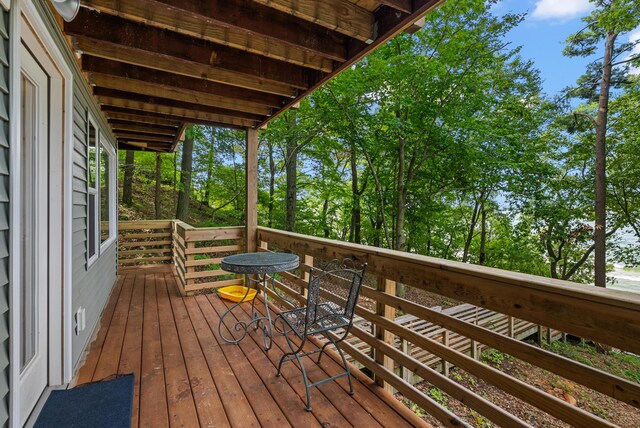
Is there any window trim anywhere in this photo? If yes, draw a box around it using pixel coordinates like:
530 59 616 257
86 115 99 268
99 137 117 252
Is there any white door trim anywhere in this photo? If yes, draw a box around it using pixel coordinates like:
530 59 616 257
9 1 74 426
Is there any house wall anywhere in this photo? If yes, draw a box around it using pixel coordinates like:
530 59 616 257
26 1 119 369
0 5 10 426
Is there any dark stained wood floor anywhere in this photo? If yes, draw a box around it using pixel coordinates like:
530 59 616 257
74 266 428 427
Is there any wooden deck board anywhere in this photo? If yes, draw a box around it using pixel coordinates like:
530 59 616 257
74 267 426 427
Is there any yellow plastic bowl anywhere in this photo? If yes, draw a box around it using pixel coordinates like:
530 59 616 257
218 286 257 303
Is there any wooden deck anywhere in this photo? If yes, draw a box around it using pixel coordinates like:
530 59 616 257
74 265 427 428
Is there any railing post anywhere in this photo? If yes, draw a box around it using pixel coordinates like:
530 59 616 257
374 277 396 393
508 315 514 338
185 237 196 295
442 330 450 376
401 339 413 383
302 254 313 298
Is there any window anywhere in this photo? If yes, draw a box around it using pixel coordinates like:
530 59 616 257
99 138 116 249
87 115 117 267
87 119 98 266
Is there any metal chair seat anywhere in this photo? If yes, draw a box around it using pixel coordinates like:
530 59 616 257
274 260 367 412
278 302 350 339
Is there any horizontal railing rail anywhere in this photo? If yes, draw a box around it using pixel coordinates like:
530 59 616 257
172 221 245 295
118 220 174 267
117 220 245 295
256 226 640 428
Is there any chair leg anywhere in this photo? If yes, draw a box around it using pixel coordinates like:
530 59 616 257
325 333 354 395
316 341 331 364
295 353 313 411
335 343 354 395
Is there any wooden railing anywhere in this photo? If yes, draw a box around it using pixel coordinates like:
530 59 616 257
172 221 245 295
256 226 640 428
118 220 174 267
118 220 245 295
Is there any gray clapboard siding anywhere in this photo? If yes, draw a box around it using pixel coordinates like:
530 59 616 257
27 1 119 370
0 6 8 427
70 88 118 367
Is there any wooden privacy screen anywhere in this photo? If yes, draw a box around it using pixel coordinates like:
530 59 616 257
118 220 245 295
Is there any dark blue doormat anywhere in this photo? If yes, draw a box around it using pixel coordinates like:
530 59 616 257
34 374 134 428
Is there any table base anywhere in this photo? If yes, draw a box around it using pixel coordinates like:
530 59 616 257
218 274 274 350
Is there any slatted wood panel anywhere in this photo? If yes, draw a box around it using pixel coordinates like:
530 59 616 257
73 266 426 427
172 221 245 295
257 227 640 428
118 220 173 267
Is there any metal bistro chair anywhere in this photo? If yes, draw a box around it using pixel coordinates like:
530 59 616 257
274 260 367 411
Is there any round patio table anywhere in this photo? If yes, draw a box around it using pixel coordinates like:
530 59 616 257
218 252 299 350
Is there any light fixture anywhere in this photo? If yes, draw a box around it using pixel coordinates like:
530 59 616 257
50 0 80 22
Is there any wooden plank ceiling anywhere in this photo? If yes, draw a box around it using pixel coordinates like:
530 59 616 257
62 0 445 152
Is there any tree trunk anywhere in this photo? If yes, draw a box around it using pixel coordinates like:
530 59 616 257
203 132 214 207
268 141 275 228
285 137 297 232
479 203 487 265
154 153 162 219
322 197 330 238
122 150 135 206
594 32 616 288
176 129 194 221
462 195 483 263
349 141 361 244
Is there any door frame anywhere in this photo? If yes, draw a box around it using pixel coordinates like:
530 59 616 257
9 0 74 425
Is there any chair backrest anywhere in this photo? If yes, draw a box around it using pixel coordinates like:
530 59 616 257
305 260 367 332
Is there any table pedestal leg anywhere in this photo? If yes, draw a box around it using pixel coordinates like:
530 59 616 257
218 274 274 350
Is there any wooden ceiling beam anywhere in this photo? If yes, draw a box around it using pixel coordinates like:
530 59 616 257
74 36 297 97
252 0 374 42
82 56 284 109
108 120 178 132
90 73 272 116
118 141 173 152
93 87 265 122
67 9 314 90
102 106 243 130
114 132 175 143
97 99 257 128
66 11 306 97
110 123 177 136
262 0 445 127
102 111 182 127
80 0 342 69
377 0 412 13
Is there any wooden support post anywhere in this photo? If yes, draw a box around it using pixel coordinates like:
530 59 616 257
245 127 258 252
401 339 413 384
508 316 515 338
537 325 543 345
374 277 396 392
302 254 313 298
184 240 196 295
442 330 450 377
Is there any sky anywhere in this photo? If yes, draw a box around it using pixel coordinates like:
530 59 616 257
490 0 639 97
492 0 596 96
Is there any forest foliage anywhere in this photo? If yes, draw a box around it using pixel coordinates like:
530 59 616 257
118 0 640 285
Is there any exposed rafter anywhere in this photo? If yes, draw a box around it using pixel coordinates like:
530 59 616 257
82 57 285 108
93 87 264 121
56 0 446 152
80 0 344 68
97 99 258 128
252 0 374 42
90 73 272 116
